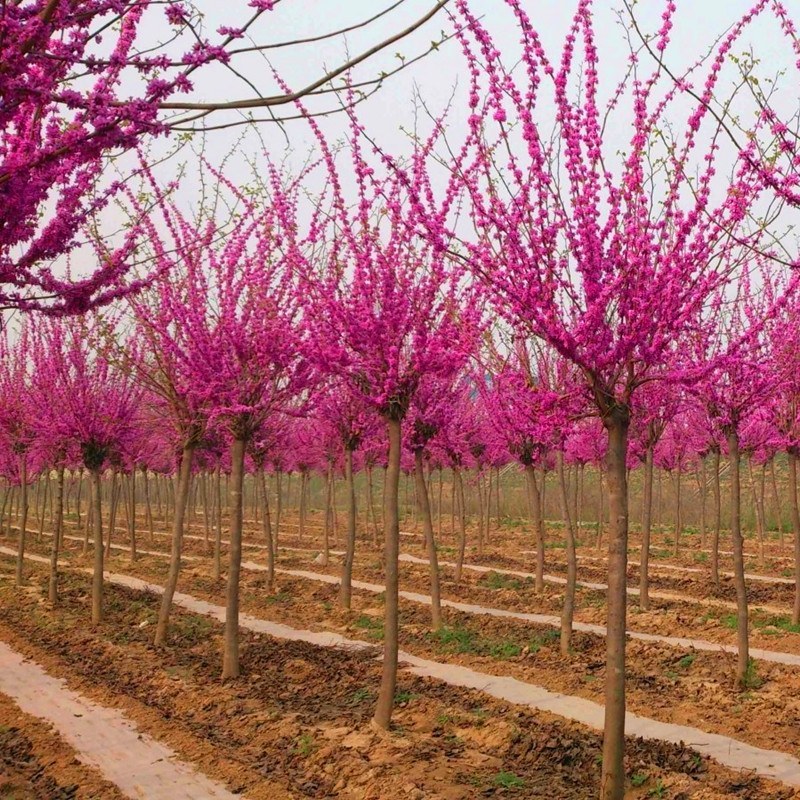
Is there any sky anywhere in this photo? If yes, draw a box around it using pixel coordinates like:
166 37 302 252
76 0 800 284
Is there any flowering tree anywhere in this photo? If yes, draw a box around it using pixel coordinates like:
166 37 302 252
379 1 794 794
301 117 480 728
34 316 141 622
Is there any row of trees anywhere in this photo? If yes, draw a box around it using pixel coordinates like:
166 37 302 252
5 2 800 799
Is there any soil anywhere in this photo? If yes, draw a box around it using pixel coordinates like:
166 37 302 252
0 556 795 799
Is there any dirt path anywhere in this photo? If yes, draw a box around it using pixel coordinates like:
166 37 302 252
0 639 241 800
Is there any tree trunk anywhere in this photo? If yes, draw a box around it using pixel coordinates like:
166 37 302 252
727 430 749 689
104 471 118 559
454 466 467 584
154 444 195 647
524 464 545 593
213 466 223 581
76 468 83 530
414 449 442 630
127 472 137 562
299 470 308 543
596 467 605 551
746 456 764 568
770 459 785 550
788 451 800 626
711 448 722 586
339 448 357 609
672 469 682 556
223 436 246 680
556 451 576 655
373 416 402 730
90 469 104 624
321 463 332 566
49 465 65 605
201 472 211 552
274 471 283 553
367 466 379 548
485 469 492 544
697 459 708 550
14 453 28 586
476 473 485 556
600 409 630 800
639 446 654 610
143 468 154 544
259 469 274 589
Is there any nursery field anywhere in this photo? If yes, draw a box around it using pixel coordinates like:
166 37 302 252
5 1 800 800
2 466 800 800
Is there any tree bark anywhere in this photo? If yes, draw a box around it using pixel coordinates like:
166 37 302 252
154 444 195 647
710 448 722 586
672 469 682 556
770 459 784 550
213 466 223 582
48 465 65 605
90 469 104 624
373 416 402 730
454 466 467 584
639 446 654 610
727 430 749 689
339 448 357 609
14 453 28 586
223 436 246 680
556 451 576 655
600 409 629 800
524 464 545 593
414 449 442 629
259 468 274 589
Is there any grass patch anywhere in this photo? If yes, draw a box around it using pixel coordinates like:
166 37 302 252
353 614 384 640
480 571 523 591
754 614 800 635
493 771 525 789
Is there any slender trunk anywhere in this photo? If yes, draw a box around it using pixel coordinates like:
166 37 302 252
485 469 492 544
143 469 154 544
213 466 223 582
154 444 196 647
727 430 749 689
437 468 444 542
128 472 137 562
339 448 357 609
600 409 630 800
639 446 654 611
697 459 708 550
771 459 784 550
90 469 104 624
711 449 722 586
596 467 604 551
201 472 211 551
320 464 332 565
223 436 246 680
373 416 402 730
476 474 485 556
747 456 765 568
274 471 283 553
76 468 83 530
37 475 49 544
367 466 379 548
298 470 307 543
15 453 28 586
556 452 576 655
672 469 682 557
789 451 800 626
414 449 442 629
259 469 274 588
104 471 118 559
454 467 467 584
48 465 65 605
524 464 545 593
